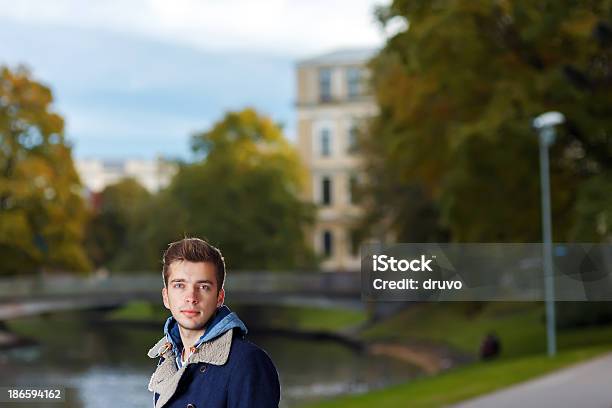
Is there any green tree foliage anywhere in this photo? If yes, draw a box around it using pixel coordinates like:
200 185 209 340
365 1 612 242
115 109 316 271
85 178 151 269
0 66 90 275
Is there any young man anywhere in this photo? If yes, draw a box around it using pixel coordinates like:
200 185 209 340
147 237 280 408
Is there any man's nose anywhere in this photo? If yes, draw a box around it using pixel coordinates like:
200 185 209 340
185 287 199 303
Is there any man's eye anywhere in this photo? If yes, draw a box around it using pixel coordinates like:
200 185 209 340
173 283 184 289
199 285 211 291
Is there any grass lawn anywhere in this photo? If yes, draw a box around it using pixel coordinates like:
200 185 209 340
361 302 612 358
107 300 170 321
260 305 367 332
302 345 612 408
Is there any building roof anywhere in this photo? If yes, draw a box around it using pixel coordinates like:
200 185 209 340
297 47 379 67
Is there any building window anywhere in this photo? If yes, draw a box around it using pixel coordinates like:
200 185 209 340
319 68 332 102
321 176 332 206
347 124 359 154
347 67 361 99
323 230 333 257
320 128 331 157
349 229 360 257
348 174 359 205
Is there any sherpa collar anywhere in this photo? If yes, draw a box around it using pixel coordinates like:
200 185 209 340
147 328 233 365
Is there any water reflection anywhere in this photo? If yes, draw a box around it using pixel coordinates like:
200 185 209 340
0 310 422 407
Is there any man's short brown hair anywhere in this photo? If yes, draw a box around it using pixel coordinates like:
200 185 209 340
162 237 226 291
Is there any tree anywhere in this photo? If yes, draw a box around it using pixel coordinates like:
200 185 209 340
115 109 316 271
85 178 151 269
0 66 90 275
571 173 612 240
364 1 612 242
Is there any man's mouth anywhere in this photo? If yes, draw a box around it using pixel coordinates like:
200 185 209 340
181 310 200 316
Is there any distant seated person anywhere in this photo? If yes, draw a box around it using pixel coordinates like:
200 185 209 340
479 332 501 360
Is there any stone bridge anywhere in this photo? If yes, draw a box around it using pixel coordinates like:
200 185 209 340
0 272 364 320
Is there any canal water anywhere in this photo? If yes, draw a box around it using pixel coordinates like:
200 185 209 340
0 309 422 407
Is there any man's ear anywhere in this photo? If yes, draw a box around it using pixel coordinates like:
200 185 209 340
217 288 225 308
162 287 170 310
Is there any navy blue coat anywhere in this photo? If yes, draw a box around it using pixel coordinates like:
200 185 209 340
148 307 280 408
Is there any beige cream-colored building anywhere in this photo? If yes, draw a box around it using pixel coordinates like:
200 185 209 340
296 48 378 271
76 157 177 194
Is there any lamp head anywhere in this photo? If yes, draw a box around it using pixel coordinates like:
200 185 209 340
533 112 565 130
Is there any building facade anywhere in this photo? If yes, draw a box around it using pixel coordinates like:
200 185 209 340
296 48 378 272
76 157 177 194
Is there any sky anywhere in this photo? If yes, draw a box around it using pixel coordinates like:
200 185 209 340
0 0 390 160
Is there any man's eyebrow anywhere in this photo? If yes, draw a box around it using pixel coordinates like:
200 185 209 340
195 280 214 284
169 278 214 284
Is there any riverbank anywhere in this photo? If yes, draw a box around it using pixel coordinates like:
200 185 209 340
304 302 612 407
0 329 37 349
303 345 612 408
360 302 612 358
102 302 468 374
0 320 37 349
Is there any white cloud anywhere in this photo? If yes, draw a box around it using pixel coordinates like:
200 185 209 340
0 0 388 55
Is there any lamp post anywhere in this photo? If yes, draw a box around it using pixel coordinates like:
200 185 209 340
532 111 564 357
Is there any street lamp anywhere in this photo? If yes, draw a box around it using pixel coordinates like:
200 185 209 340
532 111 565 357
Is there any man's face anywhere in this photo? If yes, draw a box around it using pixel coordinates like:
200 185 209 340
162 261 225 334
